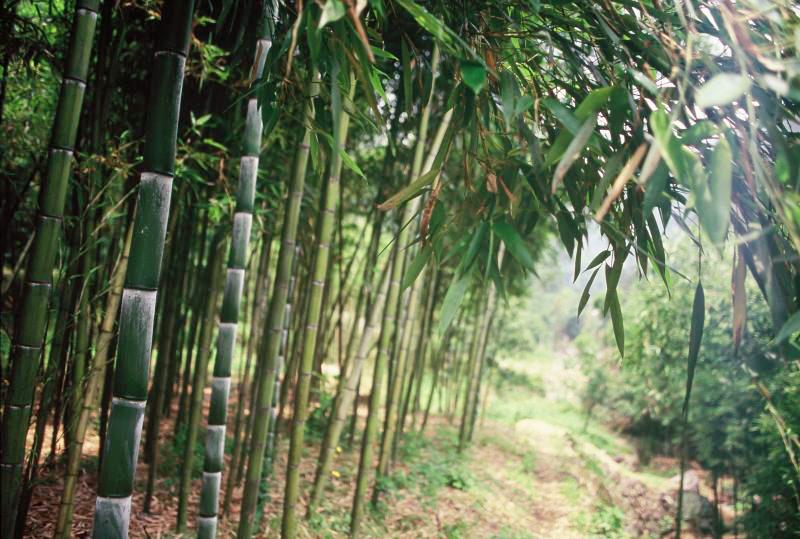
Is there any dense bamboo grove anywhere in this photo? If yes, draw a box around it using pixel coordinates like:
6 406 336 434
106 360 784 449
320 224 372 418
2 0 800 537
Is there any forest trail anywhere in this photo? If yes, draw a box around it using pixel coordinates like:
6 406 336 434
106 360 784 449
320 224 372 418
21 348 716 539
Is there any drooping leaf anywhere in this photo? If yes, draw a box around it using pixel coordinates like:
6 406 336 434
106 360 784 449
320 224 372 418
461 60 486 94
493 219 535 270
682 283 705 417
647 215 669 290
339 148 367 179
578 266 601 317
649 108 688 183
555 211 577 257
438 273 471 336
681 120 719 145
551 114 597 192
585 250 611 272
402 244 432 291
732 247 747 351
574 87 614 121
608 290 625 358
459 222 487 275
542 98 582 134
696 135 732 244
773 310 800 345
695 73 751 109
642 162 669 218
318 0 346 29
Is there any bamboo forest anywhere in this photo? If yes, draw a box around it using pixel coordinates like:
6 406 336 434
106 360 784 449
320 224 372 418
3 0 800 537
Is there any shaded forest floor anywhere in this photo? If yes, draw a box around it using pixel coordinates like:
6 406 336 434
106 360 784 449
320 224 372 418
23 348 734 538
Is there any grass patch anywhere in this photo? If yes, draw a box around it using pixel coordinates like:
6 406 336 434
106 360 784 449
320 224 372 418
560 475 583 503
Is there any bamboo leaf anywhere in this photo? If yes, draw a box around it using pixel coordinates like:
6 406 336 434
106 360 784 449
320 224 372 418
551 114 596 193
585 250 611 272
378 125 453 210
401 244 432 291
681 120 719 145
393 0 482 63
773 311 800 345
493 219 535 270
339 148 366 179
461 60 486 94
609 290 625 358
642 162 668 218
628 67 658 95
542 98 582 134
696 135 732 244
682 283 705 417
438 273 471 336
574 87 614 121
647 215 669 290
733 247 747 351
459 222 487 275
695 73 751 109
377 167 436 211
578 266 601 317
318 0 346 29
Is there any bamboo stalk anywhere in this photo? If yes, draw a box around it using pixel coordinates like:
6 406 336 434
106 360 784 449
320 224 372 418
92 1 195 535
281 65 355 539
176 233 226 532
236 71 320 539
307 263 390 513
54 223 133 538
0 3 100 536
196 6 276 534
350 44 442 537
224 237 271 514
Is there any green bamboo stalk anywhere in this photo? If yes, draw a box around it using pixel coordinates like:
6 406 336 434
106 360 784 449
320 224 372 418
0 3 99 536
224 237 271 514
374 105 453 497
92 0 195 535
350 45 442 537
161 205 196 417
399 265 437 441
373 280 415 497
421 327 454 434
263 242 299 478
277 256 308 427
196 7 275 534
177 213 211 428
281 65 354 539
309 251 335 403
349 245 402 537
143 207 186 499
459 247 502 449
307 263 390 514
458 301 484 452
467 266 500 443
236 71 320 539
54 223 133 539
176 233 226 532
408 266 439 431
